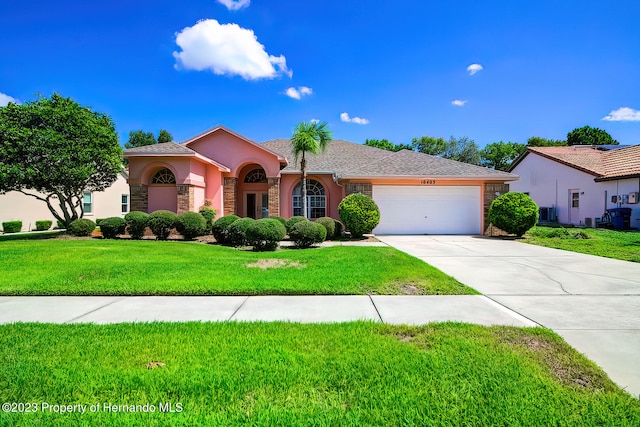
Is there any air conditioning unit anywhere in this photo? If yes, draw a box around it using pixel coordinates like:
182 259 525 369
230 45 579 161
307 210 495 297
538 207 557 223
584 217 597 228
629 192 639 204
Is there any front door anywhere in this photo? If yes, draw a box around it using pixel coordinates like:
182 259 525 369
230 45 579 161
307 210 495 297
569 189 580 224
245 192 269 219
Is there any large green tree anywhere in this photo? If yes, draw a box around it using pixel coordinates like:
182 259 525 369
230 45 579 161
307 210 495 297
364 139 411 152
443 136 482 165
411 136 449 156
0 93 123 227
124 129 173 148
291 121 332 219
526 136 567 147
157 129 173 143
480 141 526 171
567 126 618 146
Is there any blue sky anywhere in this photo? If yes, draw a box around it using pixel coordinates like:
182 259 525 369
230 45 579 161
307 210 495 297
1 0 639 147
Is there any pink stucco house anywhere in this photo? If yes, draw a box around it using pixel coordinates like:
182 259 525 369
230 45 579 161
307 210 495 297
124 126 517 234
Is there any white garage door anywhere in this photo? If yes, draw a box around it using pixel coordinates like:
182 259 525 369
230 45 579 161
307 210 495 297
373 186 481 234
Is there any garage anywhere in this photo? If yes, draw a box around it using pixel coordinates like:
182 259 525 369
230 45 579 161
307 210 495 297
373 185 481 234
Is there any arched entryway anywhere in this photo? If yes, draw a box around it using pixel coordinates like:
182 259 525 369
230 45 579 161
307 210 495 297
237 164 269 218
293 179 326 219
148 167 178 212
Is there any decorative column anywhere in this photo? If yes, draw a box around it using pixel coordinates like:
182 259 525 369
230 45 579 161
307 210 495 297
130 184 148 213
223 177 238 216
176 184 194 214
268 177 280 217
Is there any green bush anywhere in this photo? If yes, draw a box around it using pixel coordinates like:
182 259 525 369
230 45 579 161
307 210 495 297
2 221 22 233
285 216 308 234
35 220 53 231
125 211 149 240
198 205 217 235
488 192 539 237
212 215 240 244
315 217 336 239
289 220 327 248
228 217 256 247
148 210 178 240
56 220 65 230
176 212 207 240
95 218 105 227
246 218 286 251
100 217 126 239
333 219 344 239
269 216 287 227
68 218 96 237
338 194 380 238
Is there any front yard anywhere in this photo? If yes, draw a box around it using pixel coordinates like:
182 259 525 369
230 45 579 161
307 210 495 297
0 239 474 295
523 227 640 262
1 322 638 426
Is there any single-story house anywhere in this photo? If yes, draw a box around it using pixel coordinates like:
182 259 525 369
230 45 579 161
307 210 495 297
0 172 130 232
124 125 517 234
509 145 640 228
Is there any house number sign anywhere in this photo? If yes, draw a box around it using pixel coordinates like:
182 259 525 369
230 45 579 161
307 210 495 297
421 180 436 185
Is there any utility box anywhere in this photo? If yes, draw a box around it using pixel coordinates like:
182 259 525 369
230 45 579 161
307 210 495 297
629 192 639 204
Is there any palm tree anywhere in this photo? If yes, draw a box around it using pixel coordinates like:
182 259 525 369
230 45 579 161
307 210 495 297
291 121 332 218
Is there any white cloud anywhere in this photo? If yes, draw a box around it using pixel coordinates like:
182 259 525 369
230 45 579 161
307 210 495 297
602 107 640 122
284 86 313 100
0 92 18 106
467 63 483 75
310 119 320 124
451 99 468 106
340 112 369 125
173 19 292 80
217 0 250 11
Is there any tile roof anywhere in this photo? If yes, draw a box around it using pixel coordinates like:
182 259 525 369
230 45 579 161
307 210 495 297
516 145 640 181
261 139 517 180
124 142 197 155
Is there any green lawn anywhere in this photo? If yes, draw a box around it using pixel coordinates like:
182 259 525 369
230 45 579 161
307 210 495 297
0 239 474 295
0 322 637 426
523 227 640 262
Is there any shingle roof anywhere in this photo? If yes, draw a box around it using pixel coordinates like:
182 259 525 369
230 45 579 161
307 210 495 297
261 139 517 180
124 142 197 155
514 145 640 181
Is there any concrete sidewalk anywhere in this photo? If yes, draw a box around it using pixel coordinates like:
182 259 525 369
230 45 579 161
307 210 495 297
0 295 536 326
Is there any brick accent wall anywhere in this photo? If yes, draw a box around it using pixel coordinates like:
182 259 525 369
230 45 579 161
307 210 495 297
346 182 372 198
483 182 510 235
268 177 280 217
130 184 148 213
223 177 238 216
176 184 194 214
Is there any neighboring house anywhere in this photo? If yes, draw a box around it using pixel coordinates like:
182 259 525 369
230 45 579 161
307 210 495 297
124 125 517 235
509 145 640 228
0 172 130 231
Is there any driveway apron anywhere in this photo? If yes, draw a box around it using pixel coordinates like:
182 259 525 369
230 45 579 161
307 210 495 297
377 235 640 398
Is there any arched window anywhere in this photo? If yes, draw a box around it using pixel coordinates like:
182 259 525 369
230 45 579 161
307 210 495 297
293 179 326 219
244 168 267 183
151 168 176 184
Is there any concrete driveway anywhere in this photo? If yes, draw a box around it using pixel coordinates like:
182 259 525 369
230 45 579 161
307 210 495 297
377 235 640 398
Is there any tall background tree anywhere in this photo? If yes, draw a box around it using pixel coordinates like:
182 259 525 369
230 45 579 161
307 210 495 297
411 136 448 155
124 129 173 148
364 139 411 152
567 126 618 146
291 121 332 219
527 136 567 146
480 141 526 171
0 94 123 226
442 136 481 165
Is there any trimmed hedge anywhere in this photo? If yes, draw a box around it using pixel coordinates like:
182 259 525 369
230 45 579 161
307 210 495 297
176 212 207 240
2 221 22 233
125 211 149 240
285 216 308 234
269 216 287 227
148 210 178 240
228 217 256 247
315 217 336 239
100 217 126 239
488 192 538 237
338 193 380 238
35 220 53 231
246 218 287 251
68 218 96 237
212 215 240 245
198 205 217 235
289 220 327 248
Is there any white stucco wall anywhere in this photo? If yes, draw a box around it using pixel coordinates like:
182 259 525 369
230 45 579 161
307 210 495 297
510 154 640 227
0 173 130 232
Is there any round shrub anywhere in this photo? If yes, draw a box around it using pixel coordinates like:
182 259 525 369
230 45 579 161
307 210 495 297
68 218 96 237
285 216 308 234
198 205 217 234
100 217 126 239
212 215 240 244
2 221 23 233
338 194 380 238
488 192 538 237
289 220 327 248
148 210 178 240
269 216 287 227
228 217 256 247
125 211 149 240
35 220 53 231
315 217 336 239
246 218 286 251
176 212 207 240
